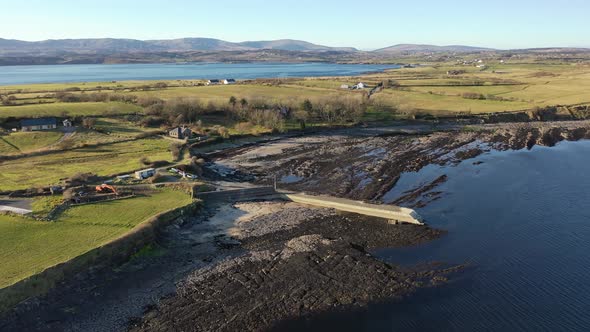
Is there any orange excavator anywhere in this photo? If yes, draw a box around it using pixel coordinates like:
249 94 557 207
95 184 118 195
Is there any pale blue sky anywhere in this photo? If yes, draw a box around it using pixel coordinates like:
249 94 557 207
1 0 588 49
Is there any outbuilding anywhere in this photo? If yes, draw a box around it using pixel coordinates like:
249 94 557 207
207 79 220 85
135 168 156 180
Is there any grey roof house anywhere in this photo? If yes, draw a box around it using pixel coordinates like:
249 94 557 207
21 118 57 131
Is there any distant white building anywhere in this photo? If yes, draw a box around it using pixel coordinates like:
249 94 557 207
223 79 236 85
352 82 367 90
340 84 350 89
207 79 220 85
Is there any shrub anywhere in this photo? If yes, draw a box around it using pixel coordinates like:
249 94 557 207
170 142 184 161
139 157 152 166
462 92 485 100
82 117 97 128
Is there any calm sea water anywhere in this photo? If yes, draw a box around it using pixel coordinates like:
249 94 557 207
280 140 590 331
0 62 399 85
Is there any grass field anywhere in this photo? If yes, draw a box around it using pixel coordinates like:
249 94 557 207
381 63 590 113
64 117 160 146
0 189 192 288
0 79 205 94
0 131 63 155
0 138 175 191
0 102 141 119
130 84 333 103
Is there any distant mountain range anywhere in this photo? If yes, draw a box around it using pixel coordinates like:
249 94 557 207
2 37 587 55
373 44 496 54
0 37 358 54
0 38 587 66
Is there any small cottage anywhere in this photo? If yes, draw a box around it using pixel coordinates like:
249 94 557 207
223 79 236 85
169 126 192 140
207 79 220 85
63 119 73 127
21 118 57 131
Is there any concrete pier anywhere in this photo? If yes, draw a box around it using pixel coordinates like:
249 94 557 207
282 192 424 225
195 187 424 225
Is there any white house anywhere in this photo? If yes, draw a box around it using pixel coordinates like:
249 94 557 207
340 84 350 89
223 79 236 85
352 82 367 90
207 79 220 85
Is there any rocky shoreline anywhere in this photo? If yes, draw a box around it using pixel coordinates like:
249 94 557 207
215 121 590 203
130 203 456 332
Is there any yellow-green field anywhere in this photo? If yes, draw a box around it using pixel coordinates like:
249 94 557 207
371 63 590 113
0 189 192 288
0 102 141 118
2 62 589 119
0 79 204 94
0 138 175 191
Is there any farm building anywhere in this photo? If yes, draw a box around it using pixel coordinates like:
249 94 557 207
135 168 156 180
207 79 220 85
223 79 236 85
169 126 192 139
62 119 72 127
21 118 57 131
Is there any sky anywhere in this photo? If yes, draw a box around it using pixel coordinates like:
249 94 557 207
1 0 588 50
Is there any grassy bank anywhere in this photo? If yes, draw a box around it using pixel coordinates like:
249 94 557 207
0 189 192 289
0 137 174 191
